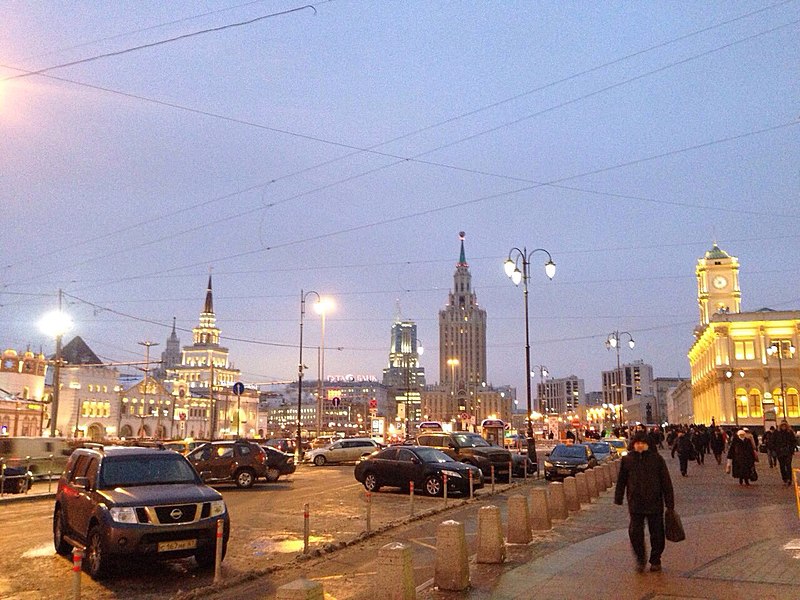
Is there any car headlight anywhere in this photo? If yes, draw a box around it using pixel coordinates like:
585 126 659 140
577 463 589 469
210 500 226 517
109 507 138 524
441 470 463 479
544 461 553 468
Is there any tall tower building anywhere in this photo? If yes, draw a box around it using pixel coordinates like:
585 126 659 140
382 312 426 423
155 317 181 380
696 244 741 325
439 232 487 423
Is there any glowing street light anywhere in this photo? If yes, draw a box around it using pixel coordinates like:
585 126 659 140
39 290 73 437
605 330 635 427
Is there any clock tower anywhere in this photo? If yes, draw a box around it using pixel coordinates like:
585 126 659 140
696 244 741 325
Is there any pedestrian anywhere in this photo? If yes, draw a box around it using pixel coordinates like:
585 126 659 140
764 426 777 469
672 429 694 476
727 429 757 486
614 431 675 573
710 427 726 465
773 420 796 486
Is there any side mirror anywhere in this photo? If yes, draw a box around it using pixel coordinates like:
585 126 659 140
73 476 91 491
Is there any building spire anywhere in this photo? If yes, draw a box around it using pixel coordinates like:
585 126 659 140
203 273 214 314
458 231 467 266
171 316 177 335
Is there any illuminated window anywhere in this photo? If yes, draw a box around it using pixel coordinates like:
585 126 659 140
735 388 748 419
748 389 763 418
734 341 755 360
787 389 799 418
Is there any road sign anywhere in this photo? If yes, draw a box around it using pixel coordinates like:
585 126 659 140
232 381 245 395
369 399 378 409
331 396 341 407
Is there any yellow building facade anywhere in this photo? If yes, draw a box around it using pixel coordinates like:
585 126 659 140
688 245 799 427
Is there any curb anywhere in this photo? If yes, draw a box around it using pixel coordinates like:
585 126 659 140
0 491 56 504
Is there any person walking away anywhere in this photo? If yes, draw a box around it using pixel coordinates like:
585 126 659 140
764 426 777 469
692 428 707 465
710 427 726 465
673 429 693 476
773 420 796 486
614 431 675 573
727 430 757 486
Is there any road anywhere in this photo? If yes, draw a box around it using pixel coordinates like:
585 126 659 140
0 461 526 600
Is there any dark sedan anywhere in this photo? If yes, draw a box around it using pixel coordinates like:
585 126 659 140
354 445 483 497
543 443 597 481
260 445 296 482
582 441 614 464
1 465 33 493
511 452 538 477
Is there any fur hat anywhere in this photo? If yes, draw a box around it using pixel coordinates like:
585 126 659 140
632 431 649 444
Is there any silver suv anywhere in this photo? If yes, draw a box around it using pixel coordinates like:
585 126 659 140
306 437 381 466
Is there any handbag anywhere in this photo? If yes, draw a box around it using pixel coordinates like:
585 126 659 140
664 508 686 543
750 465 758 481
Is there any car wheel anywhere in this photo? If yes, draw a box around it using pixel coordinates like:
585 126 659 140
363 472 381 492
424 475 443 497
313 455 327 466
86 526 109 579
265 467 281 483
234 468 256 489
53 507 72 556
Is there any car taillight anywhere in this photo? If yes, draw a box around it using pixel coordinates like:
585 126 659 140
257 452 266 463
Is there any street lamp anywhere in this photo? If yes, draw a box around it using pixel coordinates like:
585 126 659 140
297 290 321 463
531 365 548 413
138 341 159 439
725 369 745 427
504 246 556 457
767 341 795 418
314 297 334 438
446 358 459 425
605 330 635 428
39 290 73 437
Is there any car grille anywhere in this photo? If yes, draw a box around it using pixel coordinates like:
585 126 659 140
134 503 207 525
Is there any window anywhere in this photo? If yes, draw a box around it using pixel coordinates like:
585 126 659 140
787 388 799 418
735 388 748 419
734 340 755 360
748 389 763 418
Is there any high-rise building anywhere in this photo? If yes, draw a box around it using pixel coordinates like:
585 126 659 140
602 360 655 424
154 317 181 380
439 232 487 425
538 375 585 415
382 312 426 424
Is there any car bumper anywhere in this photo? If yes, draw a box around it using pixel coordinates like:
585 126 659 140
99 514 230 558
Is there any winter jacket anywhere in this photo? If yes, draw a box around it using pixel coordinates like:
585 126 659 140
614 448 675 514
727 436 756 479
673 435 694 459
773 427 797 458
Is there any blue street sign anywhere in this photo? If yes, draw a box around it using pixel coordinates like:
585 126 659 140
232 381 245 395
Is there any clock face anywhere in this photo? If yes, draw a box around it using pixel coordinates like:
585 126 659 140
712 275 728 289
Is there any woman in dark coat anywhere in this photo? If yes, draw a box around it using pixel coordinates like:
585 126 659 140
727 429 756 486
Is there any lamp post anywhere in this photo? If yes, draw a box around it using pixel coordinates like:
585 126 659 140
138 341 159 439
504 247 556 456
531 365 548 414
767 341 795 419
605 331 635 428
39 289 73 438
314 297 334 438
725 369 745 427
446 358 459 427
297 290 321 463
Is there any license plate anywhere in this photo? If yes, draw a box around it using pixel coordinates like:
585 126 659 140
158 539 197 552
557 468 571 475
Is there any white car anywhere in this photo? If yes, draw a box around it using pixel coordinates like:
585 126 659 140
305 438 382 466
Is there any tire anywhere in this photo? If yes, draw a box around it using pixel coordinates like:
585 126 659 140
85 526 109 579
313 455 327 466
363 472 380 492
424 475 443 497
53 507 72 556
234 468 256 489
265 467 281 483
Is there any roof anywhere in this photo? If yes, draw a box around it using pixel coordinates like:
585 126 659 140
704 244 730 260
60 336 102 365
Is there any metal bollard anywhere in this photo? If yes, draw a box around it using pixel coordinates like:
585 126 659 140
1 461 5 499
409 481 415 516
524 457 528 482
491 465 495 494
366 491 372 533
213 519 224 583
48 454 54 493
469 469 474 500
509 461 513 484
303 503 310 553
443 473 448 506
72 548 83 600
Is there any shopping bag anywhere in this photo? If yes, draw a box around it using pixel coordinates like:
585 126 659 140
665 508 685 543
750 465 758 481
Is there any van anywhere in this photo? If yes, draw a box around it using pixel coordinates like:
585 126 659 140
0 437 72 478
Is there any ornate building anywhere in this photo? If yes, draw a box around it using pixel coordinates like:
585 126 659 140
154 317 181 380
0 349 48 436
438 232 488 428
688 244 799 428
382 310 426 425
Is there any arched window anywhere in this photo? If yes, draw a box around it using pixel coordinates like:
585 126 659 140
772 388 785 419
748 389 763 418
786 388 799 418
735 387 748 419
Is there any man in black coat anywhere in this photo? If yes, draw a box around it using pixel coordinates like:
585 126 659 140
615 430 675 573
773 420 797 486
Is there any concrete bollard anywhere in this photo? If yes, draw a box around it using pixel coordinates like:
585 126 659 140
434 520 470 591
563 476 580 512
276 578 324 600
601 464 612 489
610 460 618 484
548 481 569 520
586 469 599 499
507 495 532 544
614 459 621 479
529 487 552 531
377 542 416 600
476 505 505 564
575 472 591 504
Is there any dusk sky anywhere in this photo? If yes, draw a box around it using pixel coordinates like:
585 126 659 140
2 1 798 399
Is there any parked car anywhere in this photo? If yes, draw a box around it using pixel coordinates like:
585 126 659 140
543 443 598 481
1 464 33 493
305 438 382 466
604 438 628 457
582 441 614 463
185 440 268 488
162 439 207 455
53 445 229 579
416 431 512 478
311 435 342 449
259 445 296 482
511 452 538 478
354 445 483 496
263 438 296 454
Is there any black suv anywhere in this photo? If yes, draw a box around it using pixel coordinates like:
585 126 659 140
416 432 513 478
53 445 230 579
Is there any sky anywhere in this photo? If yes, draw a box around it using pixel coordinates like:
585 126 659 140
1 1 798 398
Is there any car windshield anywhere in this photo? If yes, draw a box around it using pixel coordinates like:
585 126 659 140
551 446 587 459
415 447 456 463
607 440 625 448
453 434 490 447
99 454 198 488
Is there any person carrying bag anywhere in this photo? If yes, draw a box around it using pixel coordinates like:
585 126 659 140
664 508 685 542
